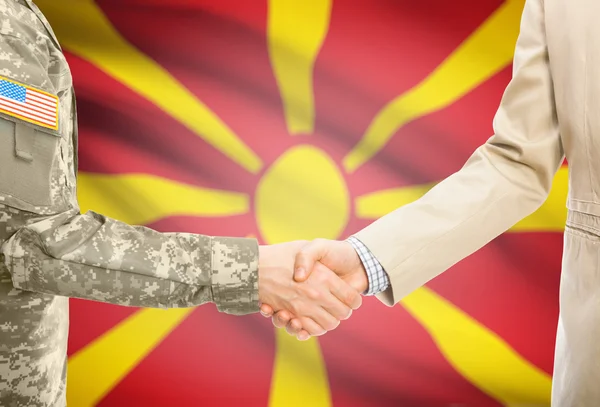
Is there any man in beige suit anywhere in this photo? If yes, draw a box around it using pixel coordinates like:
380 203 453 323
261 0 597 404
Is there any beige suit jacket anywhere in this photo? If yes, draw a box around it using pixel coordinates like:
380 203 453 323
355 0 600 404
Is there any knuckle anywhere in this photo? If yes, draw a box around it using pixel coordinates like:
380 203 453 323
306 288 320 301
345 291 359 306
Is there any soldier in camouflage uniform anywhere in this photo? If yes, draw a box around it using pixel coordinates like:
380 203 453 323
0 1 362 405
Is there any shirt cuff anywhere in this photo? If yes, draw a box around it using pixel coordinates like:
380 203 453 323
346 236 390 296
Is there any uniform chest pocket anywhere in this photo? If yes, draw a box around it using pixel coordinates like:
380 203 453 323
0 115 66 214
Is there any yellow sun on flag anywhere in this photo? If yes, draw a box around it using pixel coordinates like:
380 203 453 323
36 0 564 406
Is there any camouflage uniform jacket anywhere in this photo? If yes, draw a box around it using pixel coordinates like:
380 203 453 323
0 1 259 405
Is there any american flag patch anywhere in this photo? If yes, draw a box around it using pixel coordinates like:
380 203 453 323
0 77 59 131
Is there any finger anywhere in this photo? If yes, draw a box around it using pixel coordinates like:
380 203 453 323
297 329 311 341
294 239 328 282
305 306 340 332
328 274 362 311
310 262 361 312
320 293 353 321
272 310 293 329
296 317 327 337
285 318 303 336
260 304 274 317
294 272 350 326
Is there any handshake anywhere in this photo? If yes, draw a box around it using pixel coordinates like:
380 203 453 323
257 238 371 341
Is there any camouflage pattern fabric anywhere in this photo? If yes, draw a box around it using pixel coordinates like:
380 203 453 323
0 1 259 405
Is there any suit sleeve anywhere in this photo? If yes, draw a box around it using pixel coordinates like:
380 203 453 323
354 0 564 306
1 210 259 315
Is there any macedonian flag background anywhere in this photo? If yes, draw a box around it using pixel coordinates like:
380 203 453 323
36 0 565 406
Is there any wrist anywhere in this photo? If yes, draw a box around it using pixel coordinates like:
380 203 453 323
257 245 269 304
355 262 369 294
342 240 369 293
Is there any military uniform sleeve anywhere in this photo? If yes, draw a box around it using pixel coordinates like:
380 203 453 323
1 210 259 314
0 6 259 315
354 0 564 306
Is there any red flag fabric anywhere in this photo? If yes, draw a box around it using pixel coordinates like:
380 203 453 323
35 0 562 405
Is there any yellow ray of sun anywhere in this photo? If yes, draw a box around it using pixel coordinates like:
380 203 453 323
266 225 332 406
266 2 333 405
35 0 262 174
356 166 568 233
269 332 331 407
343 0 525 173
78 172 249 225
267 0 332 135
67 308 194 407
401 287 551 405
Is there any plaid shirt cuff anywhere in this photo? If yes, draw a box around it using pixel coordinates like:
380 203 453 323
346 236 390 296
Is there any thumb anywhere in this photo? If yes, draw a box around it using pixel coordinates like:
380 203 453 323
294 239 328 282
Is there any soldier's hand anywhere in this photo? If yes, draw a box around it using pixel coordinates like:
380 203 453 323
258 241 362 339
